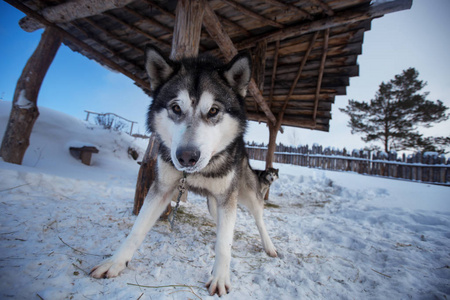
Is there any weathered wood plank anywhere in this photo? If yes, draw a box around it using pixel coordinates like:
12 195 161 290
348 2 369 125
313 28 330 123
262 0 312 19
19 0 137 32
220 0 284 29
234 0 413 50
279 31 319 122
269 39 280 109
133 134 159 215
104 12 172 50
171 0 205 59
253 40 267 92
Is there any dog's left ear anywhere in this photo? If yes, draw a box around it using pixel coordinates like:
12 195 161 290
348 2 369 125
145 45 174 91
223 52 252 98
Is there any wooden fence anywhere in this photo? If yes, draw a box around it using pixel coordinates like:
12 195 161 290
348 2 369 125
246 143 450 185
84 110 137 135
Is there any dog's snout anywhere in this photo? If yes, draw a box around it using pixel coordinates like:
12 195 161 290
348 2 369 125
176 147 201 167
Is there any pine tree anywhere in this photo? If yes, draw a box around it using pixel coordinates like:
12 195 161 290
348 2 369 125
340 68 449 153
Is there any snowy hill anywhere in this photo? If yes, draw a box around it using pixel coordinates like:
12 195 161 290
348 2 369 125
0 101 449 299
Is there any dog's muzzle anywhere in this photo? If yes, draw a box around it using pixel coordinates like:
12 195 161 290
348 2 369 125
176 146 201 168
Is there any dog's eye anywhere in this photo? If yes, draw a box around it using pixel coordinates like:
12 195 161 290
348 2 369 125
207 107 219 118
172 105 182 115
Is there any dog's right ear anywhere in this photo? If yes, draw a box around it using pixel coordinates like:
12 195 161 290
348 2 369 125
223 52 252 98
145 45 174 91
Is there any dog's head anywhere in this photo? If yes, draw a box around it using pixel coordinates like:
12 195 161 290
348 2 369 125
266 168 279 183
145 45 251 173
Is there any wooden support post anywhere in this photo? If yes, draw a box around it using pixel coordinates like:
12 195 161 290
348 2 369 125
133 0 205 216
265 31 319 170
0 27 62 164
133 134 159 215
263 31 318 199
266 124 278 169
171 0 205 60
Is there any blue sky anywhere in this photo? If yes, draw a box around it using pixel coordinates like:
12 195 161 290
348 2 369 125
1 0 449 150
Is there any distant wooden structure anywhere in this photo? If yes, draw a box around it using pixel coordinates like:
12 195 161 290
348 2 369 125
70 146 99 166
247 143 450 185
2 0 412 213
84 110 138 135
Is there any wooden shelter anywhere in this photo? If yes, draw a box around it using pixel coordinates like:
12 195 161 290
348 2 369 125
2 0 412 213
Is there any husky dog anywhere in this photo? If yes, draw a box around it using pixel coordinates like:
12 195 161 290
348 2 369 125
90 46 277 296
255 168 279 197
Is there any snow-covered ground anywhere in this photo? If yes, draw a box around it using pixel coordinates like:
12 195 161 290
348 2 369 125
0 101 449 299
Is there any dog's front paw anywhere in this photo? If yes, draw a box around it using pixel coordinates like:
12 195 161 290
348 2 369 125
206 270 231 296
263 240 278 258
89 257 128 279
266 245 278 258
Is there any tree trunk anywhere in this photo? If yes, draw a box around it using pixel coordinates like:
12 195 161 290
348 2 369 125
0 27 62 164
133 0 205 216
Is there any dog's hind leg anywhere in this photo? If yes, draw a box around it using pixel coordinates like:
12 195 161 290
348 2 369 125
90 183 174 279
207 196 218 223
243 195 278 258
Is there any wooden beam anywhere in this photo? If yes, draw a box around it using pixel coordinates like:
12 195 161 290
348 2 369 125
71 22 114 56
19 0 137 32
220 0 284 29
269 39 280 109
142 0 176 19
246 112 328 131
265 29 318 153
80 18 145 55
262 93 335 102
313 28 330 124
235 0 413 50
123 6 173 34
310 0 334 16
104 12 172 50
0 27 62 164
216 13 251 37
253 40 267 93
203 1 277 127
70 20 145 78
262 0 312 20
277 31 319 126
171 0 205 59
202 4 238 58
6 0 150 91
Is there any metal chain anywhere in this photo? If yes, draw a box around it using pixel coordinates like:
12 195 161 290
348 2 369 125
170 172 187 230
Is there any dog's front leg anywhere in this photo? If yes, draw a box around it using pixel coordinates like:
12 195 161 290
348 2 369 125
206 193 237 296
90 183 173 279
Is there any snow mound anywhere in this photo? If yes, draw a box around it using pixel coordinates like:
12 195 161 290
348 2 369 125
0 101 148 181
0 101 449 299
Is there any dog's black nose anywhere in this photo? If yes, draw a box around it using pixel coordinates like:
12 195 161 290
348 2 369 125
176 147 200 167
